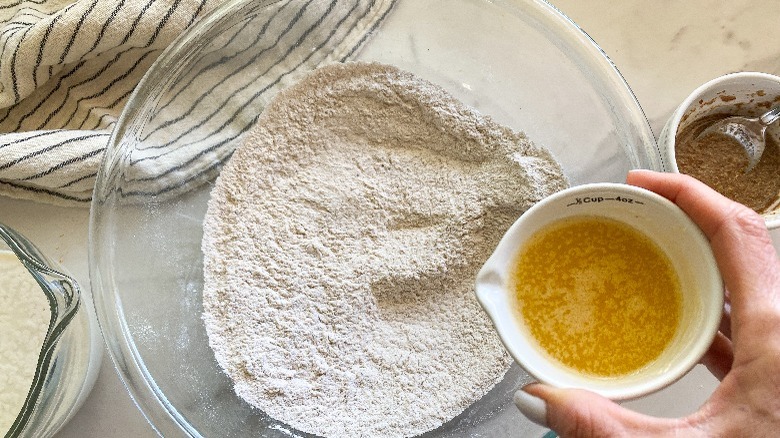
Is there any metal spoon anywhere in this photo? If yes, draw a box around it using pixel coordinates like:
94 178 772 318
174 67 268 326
696 105 780 173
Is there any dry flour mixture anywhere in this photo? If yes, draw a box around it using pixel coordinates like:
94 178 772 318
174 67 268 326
202 62 568 437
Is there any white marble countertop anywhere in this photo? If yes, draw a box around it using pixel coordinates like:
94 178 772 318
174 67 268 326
1 1 778 436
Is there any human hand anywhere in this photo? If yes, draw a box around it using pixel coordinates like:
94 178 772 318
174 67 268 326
514 169 780 437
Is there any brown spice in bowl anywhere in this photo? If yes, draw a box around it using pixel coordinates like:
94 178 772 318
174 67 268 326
675 114 780 213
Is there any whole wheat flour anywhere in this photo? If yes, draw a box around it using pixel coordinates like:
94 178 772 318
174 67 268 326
202 62 568 438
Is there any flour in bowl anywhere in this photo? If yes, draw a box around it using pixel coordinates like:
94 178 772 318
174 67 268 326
202 62 568 438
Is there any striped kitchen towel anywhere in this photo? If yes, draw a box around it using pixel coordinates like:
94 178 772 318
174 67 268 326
0 0 396 206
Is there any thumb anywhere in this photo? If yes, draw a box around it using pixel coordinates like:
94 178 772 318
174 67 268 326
515 384 697 437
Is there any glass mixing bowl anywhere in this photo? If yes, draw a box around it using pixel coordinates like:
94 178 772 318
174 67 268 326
89 0 660 436
1 224 101 438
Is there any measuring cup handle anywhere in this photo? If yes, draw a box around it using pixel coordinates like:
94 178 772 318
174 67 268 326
759 106 780 126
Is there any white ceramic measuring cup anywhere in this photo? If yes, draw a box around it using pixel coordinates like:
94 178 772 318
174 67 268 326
475 183 723 400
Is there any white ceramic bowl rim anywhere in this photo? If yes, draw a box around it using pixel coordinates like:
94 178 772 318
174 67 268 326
667 71 780 161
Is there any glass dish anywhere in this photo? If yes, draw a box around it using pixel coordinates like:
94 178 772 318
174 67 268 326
0 224 101 438
89 0 660 436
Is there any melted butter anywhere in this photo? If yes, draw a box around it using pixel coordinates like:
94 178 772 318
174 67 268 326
511 216 681 377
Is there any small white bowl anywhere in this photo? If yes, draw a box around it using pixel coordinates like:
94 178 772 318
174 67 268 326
657 71 780 229
475 183 723 400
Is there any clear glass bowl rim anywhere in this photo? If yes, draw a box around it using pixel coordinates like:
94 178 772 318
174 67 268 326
89 0 658 436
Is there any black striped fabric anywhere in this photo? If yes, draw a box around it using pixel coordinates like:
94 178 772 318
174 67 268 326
0 0 395 205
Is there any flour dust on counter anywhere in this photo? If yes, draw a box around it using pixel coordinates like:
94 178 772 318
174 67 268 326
202 62 568 438
0 251 50 433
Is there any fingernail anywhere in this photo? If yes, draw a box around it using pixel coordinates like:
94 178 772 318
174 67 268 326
626 168 652 181
514 389 548 427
